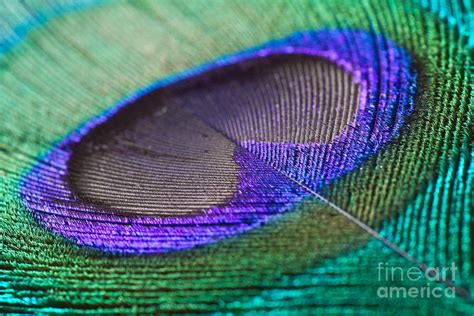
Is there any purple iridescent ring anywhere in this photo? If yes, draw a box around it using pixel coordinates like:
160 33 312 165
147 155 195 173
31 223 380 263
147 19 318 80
21 29 416 254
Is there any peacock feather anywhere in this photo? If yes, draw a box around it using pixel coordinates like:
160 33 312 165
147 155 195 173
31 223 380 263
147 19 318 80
0 0 472 314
